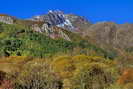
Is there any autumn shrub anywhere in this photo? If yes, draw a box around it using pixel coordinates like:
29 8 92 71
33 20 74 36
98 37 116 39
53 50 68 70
0 71 6 85
0 55 120 89
52 55 118 89
116 50 133 69
72 55 118 89
52 55 108 75
105 83 133 89
117 68 133 85
0 70 14 89
72 55 106 64
13 59 63 89
104 84 122 89
124 83 133 89
72 63 114 89
126 47 133 53
52 56 75 79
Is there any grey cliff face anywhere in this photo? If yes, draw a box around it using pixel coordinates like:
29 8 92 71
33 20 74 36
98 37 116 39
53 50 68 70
33 11 65 25
31 10 91 31
32 10 73 30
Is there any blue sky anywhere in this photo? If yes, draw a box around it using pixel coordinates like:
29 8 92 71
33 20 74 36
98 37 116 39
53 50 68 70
0 0 133 24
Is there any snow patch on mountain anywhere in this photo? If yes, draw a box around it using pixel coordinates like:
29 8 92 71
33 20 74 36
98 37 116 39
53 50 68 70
31 10 75 30
57 16 74 30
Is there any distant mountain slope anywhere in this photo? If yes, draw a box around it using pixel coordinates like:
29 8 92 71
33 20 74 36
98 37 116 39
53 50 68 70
84 22 133 50
0 10 132 57
30 10 133 51
65 14 92 33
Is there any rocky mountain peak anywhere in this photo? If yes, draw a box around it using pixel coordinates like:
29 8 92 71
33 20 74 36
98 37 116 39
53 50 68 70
31 10 74 30
31 10 91 31
48 10 64 14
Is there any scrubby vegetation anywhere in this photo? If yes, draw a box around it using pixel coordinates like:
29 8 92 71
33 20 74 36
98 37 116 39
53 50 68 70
0 55 132 89
0 22 132 89
0 22 117 59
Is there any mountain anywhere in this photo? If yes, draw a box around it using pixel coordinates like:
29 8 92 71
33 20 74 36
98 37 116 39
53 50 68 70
0 10 133 56
0 10 92 41
65 14 92 33
0 11 117 58
31 10 92 32
84 22 133 50
30 10 133 50
0 10 133 89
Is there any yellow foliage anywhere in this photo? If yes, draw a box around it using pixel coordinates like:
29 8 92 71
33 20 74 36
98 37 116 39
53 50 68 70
124 83 133 89
117 68 133 85
63 79 73 89
0 33 7 38
0 14 9 16
73 62 108 77
72 55 89 63
72 55 106 64
72 55 112 70
52 56 75 78
51 55 113 80
0 56 30 64
0 56 32 74
0 55 120 89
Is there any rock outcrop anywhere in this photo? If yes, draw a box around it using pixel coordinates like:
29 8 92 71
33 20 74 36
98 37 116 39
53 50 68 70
32 10 74 30
31 10 91 31
0 14 14 24
31 23 71 41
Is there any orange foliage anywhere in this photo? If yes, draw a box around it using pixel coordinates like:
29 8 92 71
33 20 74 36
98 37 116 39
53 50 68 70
0 71 6 85
117 68 133 85
0 14 9 16
1 80 13 89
